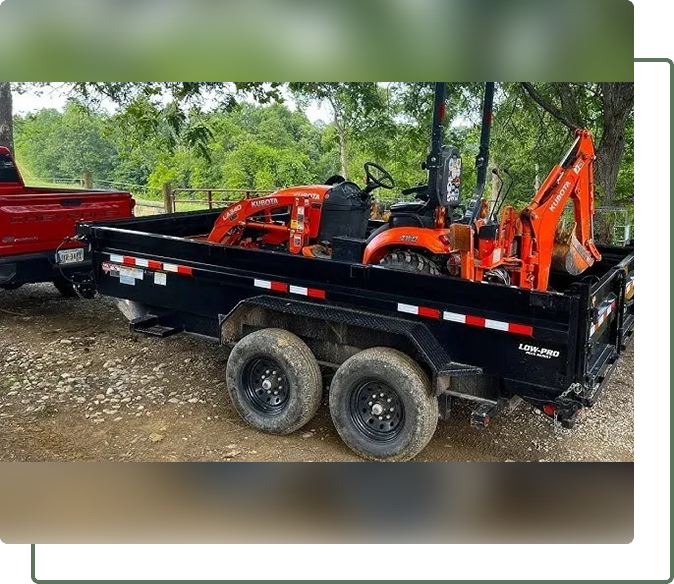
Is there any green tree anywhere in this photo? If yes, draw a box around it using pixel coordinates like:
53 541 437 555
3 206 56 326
290 82 383 179
14 101 117 183
520 82 634 205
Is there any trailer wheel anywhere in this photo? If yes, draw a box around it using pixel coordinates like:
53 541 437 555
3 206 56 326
53 276 77 298
226 329 323 435
329 348 438 461
381 251 440 275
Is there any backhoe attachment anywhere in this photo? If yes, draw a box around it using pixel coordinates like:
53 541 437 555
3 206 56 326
551 223 598 276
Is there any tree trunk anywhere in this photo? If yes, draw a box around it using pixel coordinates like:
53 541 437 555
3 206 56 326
327 94 349 180
594 83 634 206
0 82 13 153
521 82 633 205
334 114 349 180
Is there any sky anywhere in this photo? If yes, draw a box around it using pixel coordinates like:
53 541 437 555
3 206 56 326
12 84 333 124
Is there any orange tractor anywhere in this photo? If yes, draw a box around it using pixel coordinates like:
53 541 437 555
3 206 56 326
207 82 601 292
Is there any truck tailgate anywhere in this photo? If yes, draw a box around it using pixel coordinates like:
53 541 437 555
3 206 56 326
0 192 135 256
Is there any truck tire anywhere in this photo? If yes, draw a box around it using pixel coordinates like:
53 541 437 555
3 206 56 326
1 283 23 291
53 276 77 298
226 329 323 435
381 251 440 275
329 348 438 461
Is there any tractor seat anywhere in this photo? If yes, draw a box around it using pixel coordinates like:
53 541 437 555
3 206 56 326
389 201 426 215
389 201 433 228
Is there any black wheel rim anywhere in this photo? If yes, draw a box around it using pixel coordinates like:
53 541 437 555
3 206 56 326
349 380 405 442
241 357 290 416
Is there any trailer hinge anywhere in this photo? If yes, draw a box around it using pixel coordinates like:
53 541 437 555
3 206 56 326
349 264 370 280
529 292 557 309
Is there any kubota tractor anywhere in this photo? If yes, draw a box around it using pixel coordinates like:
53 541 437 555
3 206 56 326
208 82 602 292
207 162 394 256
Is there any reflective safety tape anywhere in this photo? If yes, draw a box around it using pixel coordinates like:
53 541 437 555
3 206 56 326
108 254 193 276
590 300 617 337
254 279 326 300
398 304 533 336
397 303 441 319
443 310 534 336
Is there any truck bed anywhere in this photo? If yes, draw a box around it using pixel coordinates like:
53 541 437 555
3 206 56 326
78 209 634 425
0 147 134 287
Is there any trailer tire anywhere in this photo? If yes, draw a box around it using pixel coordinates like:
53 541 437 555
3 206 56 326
380 251 440 275
329 348 438 461
226 329 323 435
53 276 77 298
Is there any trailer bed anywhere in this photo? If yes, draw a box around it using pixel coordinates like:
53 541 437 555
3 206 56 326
77 210 634 457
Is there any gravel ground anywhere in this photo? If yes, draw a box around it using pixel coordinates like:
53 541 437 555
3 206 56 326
0 284 634 462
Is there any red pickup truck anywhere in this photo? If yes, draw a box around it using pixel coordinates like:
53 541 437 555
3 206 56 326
0 146 135 296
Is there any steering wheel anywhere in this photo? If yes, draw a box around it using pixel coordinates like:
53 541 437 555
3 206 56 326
364 162 395 191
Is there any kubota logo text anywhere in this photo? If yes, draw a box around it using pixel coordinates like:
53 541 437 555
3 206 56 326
549 181 572 213
251 197 279 209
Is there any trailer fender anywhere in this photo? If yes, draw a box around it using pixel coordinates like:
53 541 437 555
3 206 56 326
219 295 481 394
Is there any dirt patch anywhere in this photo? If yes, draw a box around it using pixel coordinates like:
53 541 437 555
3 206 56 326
0 284 634 462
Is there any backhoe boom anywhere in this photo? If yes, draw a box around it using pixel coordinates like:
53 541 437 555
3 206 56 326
519 129 602 290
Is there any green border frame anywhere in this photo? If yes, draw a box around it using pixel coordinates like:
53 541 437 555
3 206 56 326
22 59 674 584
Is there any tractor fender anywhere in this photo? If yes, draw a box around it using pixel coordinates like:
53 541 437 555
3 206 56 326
362 226 451 265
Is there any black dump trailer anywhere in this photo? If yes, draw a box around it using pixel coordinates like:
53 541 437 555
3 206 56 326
76 210 634 461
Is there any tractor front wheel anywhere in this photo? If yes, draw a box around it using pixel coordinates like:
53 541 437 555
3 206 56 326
380 251 440 275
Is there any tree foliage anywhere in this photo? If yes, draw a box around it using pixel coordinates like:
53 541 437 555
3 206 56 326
15 101 117 181
13 82 633 213
518 82 634 205
289 82 383 179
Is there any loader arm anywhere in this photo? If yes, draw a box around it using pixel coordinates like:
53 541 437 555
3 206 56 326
519 129 602 290
207 187 329 253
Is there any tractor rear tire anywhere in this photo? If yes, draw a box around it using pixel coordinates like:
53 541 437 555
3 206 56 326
380 251 440 275
329 348 438 462
226 329 323 435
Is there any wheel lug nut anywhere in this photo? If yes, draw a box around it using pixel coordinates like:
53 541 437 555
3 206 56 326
368 402 373 406
380 393 384 398
390 407 394 412
266 370 270 375
387 398 392 403
386 415 391 420
378 416 383 421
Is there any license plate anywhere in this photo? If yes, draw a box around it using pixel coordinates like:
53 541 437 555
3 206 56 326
57 248 85 265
